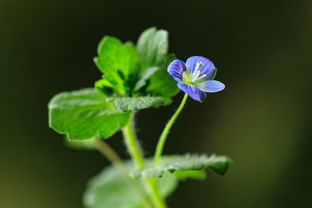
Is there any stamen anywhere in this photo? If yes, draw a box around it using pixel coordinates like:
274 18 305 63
192 70 201 82
192 62 205 82
197 62 204 68
196 74 207 81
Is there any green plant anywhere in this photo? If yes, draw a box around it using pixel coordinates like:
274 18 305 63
48 27 232 208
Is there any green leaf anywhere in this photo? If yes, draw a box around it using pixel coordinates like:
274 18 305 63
136 27 179 98
137 27 168 70
95 79 114 96
146 54 179 97
83 165 146 208
157 172 178 197
83 163 178 208
64 137 97 150
108 96 168 112
174 170 207 180
48 88 130 140
133 154 232 178
95 36 138 94
133 67 159 92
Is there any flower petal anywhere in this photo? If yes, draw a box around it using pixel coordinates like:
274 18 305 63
196 80 225 93
186 56 216 79
167 59 186 81
178 83 207 101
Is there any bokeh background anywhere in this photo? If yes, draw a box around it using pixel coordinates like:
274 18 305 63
1 0 312 207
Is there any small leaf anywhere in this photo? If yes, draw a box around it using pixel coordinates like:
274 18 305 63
133 154 232 178
83 163 178 208
83 165 146 208
133 66 160 92
65 137 97 150
137 27 168 70
136 27 179 98
95 36 138 94
157 172 178 197
109 96 168 112
146 54 180 97
48 88 130 140
174 170 207 180
95 79 114 96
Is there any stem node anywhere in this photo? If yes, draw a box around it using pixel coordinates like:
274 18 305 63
123 113 167 208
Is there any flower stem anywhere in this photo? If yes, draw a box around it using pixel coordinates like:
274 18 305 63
154 94 188 164
122 113 167 208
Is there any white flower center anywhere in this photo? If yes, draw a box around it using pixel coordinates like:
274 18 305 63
191 62 206 82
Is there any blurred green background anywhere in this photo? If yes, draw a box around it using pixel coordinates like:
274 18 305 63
1 0 312 207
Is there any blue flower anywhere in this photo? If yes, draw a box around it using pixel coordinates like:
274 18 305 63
167 56 225 101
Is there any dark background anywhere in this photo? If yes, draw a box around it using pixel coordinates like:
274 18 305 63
1 0 312 207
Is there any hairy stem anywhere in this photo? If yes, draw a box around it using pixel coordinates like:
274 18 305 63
122 113 145 168
154 94 188 164
122 113 167 208
144 178 167 208
95 139 152 208
95 138 125 168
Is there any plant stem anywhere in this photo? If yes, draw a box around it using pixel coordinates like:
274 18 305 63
122 113 145 168
144 178 167 208
122 113 167 208
94 139 153 208
154 94 188 164
95 138 124 168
